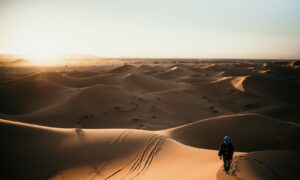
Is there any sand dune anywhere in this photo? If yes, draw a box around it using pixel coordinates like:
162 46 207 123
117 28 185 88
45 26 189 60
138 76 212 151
123 73 178 93
254 103 300 123
0 75 73 114
65 71 99 78
289 60 300 69
162 113 300 151
1 60 299 179
40 72 124 88
217 150 300 180
155 64 200 78
109 64 156 75
109 64 137 74
241 75 300 106
12 84 139 128
0 119 221 180
2 61 298 124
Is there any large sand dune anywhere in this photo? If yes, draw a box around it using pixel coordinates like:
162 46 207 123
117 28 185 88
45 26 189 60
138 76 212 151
162 113 300 151
1 59 299 179
0 119 221 180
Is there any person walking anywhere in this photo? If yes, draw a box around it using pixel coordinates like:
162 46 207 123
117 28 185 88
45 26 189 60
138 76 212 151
218 136 234 173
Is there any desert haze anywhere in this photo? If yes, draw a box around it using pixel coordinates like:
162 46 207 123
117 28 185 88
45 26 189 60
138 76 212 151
0 58 300 180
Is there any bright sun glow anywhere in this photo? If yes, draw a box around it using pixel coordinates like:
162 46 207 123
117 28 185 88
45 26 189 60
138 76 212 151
23 53 63 66
14 29 67 66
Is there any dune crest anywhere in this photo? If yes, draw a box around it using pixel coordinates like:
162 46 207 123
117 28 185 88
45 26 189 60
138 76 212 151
1 119 222 180
162 113 300 151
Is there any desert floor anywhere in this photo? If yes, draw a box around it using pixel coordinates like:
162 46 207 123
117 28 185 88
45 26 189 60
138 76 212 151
1 59 300 179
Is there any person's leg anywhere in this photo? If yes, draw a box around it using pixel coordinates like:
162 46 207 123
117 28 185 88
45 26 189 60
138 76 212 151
225 158 231 172
227 158 232 170
223 158 227 171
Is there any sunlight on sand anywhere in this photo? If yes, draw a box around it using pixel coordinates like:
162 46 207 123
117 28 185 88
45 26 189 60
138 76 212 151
230 76 248 92
22 54 64 66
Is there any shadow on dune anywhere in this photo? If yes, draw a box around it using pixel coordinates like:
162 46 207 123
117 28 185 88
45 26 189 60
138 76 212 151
163 113 300 152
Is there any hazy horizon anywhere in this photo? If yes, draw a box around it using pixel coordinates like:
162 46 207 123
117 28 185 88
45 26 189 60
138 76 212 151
1 0 300 60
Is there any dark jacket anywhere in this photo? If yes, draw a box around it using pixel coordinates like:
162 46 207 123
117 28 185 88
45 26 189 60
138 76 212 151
218 142 234 159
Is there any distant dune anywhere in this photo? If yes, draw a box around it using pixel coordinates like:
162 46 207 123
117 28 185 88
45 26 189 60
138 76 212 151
1 59 299 179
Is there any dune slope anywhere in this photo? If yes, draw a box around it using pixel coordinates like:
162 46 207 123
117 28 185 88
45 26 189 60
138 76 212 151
0 119 221 180
217 150 300 180
162 113 300 151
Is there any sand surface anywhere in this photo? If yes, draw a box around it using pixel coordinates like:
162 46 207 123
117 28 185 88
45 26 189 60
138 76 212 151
0 59 299 179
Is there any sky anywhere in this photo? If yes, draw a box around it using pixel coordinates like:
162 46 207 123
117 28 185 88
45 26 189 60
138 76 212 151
0 0 300 59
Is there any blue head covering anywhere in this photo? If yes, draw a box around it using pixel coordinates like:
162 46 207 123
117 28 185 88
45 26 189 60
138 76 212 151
224 136 232 144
